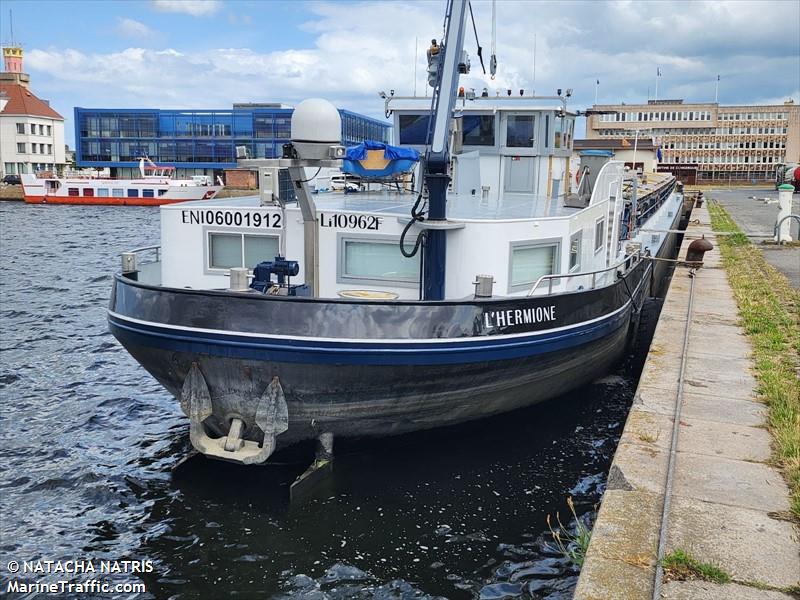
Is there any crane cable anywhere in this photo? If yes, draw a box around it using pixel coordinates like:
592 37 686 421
468 1 486 75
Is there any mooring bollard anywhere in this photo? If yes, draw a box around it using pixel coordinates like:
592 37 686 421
229 267 250 291
775 184 795 243
121 252 137 273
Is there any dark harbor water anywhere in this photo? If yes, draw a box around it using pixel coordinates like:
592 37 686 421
0 201 652 599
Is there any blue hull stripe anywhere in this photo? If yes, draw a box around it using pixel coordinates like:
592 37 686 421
108 308 630 366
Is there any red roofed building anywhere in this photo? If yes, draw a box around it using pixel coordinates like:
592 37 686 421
1 46 66 177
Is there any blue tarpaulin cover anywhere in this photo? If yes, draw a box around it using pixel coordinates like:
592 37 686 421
345 140 420 161
343 141 419 178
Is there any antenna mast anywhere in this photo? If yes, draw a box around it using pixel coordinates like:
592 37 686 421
489 0 496 79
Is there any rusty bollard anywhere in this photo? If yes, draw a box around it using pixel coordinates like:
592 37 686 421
685 236 713 267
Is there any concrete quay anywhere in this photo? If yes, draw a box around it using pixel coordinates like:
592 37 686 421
574 205 800 599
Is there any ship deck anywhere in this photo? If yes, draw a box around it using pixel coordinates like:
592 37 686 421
179 190 584 221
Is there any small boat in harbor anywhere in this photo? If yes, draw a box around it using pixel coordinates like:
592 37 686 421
22 158 223 206
108 0 687 472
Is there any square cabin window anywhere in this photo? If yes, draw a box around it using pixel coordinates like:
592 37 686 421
83 188 94 197
112 188 124 197
67 187 79 196
243 234 279 268
208 233 279 270
595 219 605 252
462 115 495 146
127 189 139 198
142 189 155 198
209 233 241 269
569 231 583 271
97 188 109 197
340 237 420 284
509 242 558 291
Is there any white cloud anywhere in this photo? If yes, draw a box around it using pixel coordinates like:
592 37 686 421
116 18 157 39
150 0 221 17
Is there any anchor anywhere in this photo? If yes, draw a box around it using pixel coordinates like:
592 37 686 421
179 364 288 465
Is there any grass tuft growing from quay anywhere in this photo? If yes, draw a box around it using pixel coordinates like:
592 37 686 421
708 201 800 519
661 549 731 584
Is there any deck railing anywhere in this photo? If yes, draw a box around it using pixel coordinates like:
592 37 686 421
527 251 641 297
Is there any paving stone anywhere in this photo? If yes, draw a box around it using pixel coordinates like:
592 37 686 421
673 453 791 513
662 581 797 600
573 554 653 600
687 326 752 359
611 441 669 494
635 386 767 428
666 496 800 588
583 489 662 566
619 410 674 452
675 418 771 463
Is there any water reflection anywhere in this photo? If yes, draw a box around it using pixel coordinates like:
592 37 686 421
0 201 648 599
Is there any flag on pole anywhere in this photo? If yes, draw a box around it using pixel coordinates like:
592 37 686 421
717 74 720 81
657 147 663 161
596 79 600 85
657 67 662 77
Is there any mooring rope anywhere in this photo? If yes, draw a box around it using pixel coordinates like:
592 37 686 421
652 267 697 599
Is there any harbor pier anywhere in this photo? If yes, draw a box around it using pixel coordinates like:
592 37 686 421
574 203 800 599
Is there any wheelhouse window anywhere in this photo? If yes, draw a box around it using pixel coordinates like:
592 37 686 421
569 231 582 271
208 232 280 270
554 116 564 149
506 115 535 147
339 236 420 285
462 114 495 146
398 114 431 145
509 241 559 291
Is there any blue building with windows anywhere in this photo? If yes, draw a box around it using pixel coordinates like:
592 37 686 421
74 103 391 178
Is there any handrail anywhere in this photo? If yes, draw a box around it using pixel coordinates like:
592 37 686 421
527 251 641 297
124 245 161 264
127 245 161 254
773 214 799 242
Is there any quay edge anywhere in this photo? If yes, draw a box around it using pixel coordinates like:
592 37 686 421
573 204 800 599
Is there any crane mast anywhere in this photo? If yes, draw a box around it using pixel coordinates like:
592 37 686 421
422 0 471 301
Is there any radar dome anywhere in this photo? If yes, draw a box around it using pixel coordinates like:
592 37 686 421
291 98 341 143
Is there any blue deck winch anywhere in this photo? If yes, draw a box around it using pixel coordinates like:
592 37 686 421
250 256 300 293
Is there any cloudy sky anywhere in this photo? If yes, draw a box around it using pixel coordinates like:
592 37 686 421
3 0 799 145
